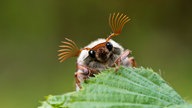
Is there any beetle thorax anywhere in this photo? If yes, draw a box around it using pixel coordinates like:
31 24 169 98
77 38 124 68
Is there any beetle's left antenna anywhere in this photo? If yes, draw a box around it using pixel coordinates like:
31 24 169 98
106 13 130 42
58 38 81 62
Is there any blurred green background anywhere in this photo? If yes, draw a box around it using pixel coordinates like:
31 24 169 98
0 0 192 107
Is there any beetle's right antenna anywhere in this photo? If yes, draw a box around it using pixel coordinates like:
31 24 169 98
106 13 130 42
58 38 81 63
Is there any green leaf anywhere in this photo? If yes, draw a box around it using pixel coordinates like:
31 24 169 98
39 67 191 108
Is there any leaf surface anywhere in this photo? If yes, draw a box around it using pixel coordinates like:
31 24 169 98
39 67 190 108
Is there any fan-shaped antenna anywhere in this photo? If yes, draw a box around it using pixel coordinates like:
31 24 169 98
106 13 130 42
58 38 81 62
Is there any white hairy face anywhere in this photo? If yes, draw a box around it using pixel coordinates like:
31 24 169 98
77 38 124 65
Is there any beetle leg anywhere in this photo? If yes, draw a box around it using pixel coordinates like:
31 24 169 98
121 56 136 67
128 57 137 67
113 50 130 67
113 50 136 71
114 50 130 65
75 64 99 91
74 72 87 91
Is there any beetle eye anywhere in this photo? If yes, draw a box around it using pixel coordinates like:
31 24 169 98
89 50 95 58
106 42 113 51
